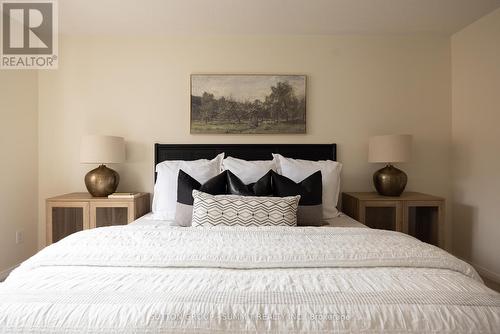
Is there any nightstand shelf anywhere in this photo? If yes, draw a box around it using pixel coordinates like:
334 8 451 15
46 192 150 245
342 192 444 247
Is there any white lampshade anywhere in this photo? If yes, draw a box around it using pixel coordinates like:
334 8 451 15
80 135 125 164
368 134 412 163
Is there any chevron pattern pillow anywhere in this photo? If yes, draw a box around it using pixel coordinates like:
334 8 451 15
191 190 300 227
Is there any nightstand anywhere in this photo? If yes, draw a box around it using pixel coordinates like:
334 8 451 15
342 192 445 247
46 192 150 245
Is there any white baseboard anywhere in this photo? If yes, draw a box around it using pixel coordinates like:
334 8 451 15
0 265 18 282
458 257 500 284
473 263 500 284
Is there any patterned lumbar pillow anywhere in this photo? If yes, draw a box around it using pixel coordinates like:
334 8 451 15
226 170 273 196
175 170 227 226
191 190 300 227
271 170 324 226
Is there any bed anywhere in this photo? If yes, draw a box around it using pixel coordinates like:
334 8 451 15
0 144 499 333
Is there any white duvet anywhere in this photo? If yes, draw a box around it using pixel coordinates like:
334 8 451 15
1 226 499 333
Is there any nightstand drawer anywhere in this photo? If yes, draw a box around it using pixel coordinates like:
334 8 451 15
47 201 90 244
359 201 403 232
90 202 135 228
94 207 129 227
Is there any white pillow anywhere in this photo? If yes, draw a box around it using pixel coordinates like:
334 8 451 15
222 156 277 184
152 153 224 220
272 153 342 219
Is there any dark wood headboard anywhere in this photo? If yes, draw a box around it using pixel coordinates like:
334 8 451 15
154 144 336 180
155 143 336 165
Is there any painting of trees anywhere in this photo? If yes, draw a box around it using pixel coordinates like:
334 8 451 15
191 75 306 134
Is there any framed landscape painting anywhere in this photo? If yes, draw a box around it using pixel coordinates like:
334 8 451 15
190 74 306 134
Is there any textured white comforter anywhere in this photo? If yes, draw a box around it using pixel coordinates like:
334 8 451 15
1 226 499 333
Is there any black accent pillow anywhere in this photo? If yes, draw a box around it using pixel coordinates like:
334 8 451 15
175 170 227 226
271 170 324 226
226 170 273 196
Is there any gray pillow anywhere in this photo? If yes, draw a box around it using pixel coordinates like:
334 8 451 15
175 170 227 227
191 190 300 227
271 170 324 226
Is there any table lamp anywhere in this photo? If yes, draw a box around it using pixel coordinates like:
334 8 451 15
368 134 412 196
80 135 125 197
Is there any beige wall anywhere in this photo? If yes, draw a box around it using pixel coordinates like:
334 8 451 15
0 71 38 275
38 34 452 249
451 8 500 281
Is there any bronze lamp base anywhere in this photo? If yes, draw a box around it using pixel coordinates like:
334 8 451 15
373 164 407 197
84 164 120 197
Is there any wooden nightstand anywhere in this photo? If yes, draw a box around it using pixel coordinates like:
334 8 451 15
46 192 150 245
342 192 445 247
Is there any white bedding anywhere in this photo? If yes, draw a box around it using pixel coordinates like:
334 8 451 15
1 225 499 333
132 212 367 228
